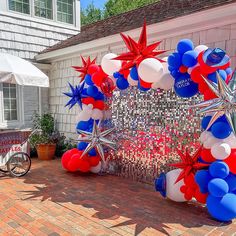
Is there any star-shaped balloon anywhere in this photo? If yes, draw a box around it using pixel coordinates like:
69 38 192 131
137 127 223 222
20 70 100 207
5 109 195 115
170 146 208 184
72 56 96 81
77 121 116 163
64 82 86 109
192 73 236 133
114 21 166 71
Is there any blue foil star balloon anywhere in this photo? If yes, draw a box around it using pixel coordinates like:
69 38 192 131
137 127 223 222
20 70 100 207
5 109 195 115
64 82 87 109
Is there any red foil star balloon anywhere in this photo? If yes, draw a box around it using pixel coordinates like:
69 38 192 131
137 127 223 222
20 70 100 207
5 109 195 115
114 21 166 71
72 56 96 81
170 146 209 184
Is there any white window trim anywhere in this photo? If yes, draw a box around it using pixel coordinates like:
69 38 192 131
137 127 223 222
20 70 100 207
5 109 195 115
4 0 80 28
0 83 24 129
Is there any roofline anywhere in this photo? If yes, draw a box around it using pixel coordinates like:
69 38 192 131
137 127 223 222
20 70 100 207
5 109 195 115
35 2 236 62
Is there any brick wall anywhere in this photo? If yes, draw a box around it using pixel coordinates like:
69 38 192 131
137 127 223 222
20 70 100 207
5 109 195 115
48 22 236 138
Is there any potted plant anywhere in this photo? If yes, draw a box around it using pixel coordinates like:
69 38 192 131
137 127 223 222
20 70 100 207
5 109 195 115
30 113 60 160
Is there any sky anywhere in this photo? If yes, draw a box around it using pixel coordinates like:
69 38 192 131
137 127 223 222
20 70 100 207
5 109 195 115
80 0 107 10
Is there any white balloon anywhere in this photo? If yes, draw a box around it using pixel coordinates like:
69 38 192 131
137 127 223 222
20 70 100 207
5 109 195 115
91 109 103 120
151 81 161 89
211 142 231 160
224 133 236 148
138 58 163 83
204 136 221 149
194 45 208 55
90 161 102 174
158 73 175 91
76 104 93 122
200 131 211 143
161 57 169 73
166 169 187 202
127 75 138 86
101 53 122 76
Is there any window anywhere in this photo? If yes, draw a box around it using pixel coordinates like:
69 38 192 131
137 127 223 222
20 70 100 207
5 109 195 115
35 0 53 19
57 0 73 24
8 0 30 14
3 83 18 121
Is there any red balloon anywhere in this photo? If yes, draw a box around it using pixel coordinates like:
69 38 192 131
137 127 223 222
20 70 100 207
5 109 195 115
190 66 202 83
180 185 187 193
200 148 216 163
82 97 95 106
92 72 103 86
198 80 209 94
121 69 130 78
179 65 188 73
194 188 208 204
224 149 236 174
184 192 192 201
100 76 115 97
67 153 82 172
61 150 72 170
94 100 105 110
203 89 218 101
139 79 152 88
88 64 100 75
78 160 91 172
88 156 100 167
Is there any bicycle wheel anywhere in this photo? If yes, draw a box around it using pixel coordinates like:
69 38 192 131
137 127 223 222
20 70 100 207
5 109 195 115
7 152 31 177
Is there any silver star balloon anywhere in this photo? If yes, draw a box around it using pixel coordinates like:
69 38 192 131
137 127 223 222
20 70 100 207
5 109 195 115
192 72 236 133
77 120 117 163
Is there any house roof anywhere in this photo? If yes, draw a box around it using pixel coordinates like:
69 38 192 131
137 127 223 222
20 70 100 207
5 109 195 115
40 0 236 54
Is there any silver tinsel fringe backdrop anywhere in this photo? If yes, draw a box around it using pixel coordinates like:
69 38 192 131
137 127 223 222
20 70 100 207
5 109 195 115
105 87 202 184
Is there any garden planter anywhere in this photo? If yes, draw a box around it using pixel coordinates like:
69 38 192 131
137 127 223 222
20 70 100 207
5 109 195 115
36 144 56 160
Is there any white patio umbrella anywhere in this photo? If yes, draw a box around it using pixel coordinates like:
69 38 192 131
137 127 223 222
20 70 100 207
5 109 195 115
0 53 49 87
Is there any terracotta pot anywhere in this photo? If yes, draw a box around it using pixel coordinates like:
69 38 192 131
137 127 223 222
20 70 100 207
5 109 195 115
36 144 56 160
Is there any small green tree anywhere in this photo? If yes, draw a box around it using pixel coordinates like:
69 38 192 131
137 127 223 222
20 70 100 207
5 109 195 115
81 2 103 26
104 0 159 18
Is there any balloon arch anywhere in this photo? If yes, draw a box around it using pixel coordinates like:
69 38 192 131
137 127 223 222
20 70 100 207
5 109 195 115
61 22 236 222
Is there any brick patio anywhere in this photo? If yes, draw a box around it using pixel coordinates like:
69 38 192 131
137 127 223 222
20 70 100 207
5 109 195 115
0 159 236 236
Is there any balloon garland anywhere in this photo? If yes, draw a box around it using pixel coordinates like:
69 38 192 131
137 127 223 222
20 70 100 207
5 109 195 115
156 39 236 222
61 22 236 222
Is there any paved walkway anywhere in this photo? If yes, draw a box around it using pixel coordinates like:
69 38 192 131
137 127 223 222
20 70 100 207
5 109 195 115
0 159 236 236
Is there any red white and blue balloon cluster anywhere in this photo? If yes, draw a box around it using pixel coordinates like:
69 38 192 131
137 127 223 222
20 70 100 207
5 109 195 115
156 38 236 222
61 22 174 174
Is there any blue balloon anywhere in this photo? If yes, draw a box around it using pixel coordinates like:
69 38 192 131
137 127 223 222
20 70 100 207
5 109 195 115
171 70 181 79
195 170 212 193
174 75 198 98
207 194 236 221
76 121 90 131
201 116 212 130
84 74 94 85
168 66 175 72
182 50 198 68
87 85 99 97
226 67 232 75
207 72 217 83
88 148 96 156
77 142 88 150
225 174 236 192
218 69 227 80
116 77 129 90
209 161 229 179
177 39 194 54
211 121 231 139
168 53 182 69
130 66 139 81
208 178 229 197
82 88 87 96
113 72 121 79
94 91 104 101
